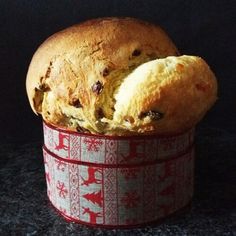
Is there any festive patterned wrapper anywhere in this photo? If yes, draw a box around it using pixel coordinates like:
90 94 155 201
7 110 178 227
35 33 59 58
42 122 195 228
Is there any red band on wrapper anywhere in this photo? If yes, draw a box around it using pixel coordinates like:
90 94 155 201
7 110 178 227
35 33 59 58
43 122 194 228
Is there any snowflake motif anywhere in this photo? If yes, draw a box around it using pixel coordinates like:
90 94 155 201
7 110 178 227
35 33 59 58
121 190 140 209
56 181 68 199
55 159 67 171
83 138 103 152
120 168 140 180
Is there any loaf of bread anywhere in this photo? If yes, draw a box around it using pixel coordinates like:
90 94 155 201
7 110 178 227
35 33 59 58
26 17 217 135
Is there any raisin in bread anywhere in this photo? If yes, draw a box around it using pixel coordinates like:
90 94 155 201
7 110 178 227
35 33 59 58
26 17 217 135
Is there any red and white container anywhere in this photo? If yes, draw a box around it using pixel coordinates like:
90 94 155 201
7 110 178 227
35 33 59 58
42 121 195 228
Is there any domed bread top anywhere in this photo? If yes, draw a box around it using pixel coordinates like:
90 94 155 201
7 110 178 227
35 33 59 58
26 17 217 135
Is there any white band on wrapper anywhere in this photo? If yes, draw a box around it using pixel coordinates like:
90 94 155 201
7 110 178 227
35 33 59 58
43 122 194 228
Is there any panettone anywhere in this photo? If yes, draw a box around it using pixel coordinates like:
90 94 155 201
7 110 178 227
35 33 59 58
26 17 217 135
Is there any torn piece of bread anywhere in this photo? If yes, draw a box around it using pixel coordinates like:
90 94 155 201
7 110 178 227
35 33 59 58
26 17 217 135
104 55 217 135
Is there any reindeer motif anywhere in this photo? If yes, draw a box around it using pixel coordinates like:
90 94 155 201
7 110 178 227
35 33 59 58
81 167 102 186
82 207 102 224
121 140 145 163
54 132 69 151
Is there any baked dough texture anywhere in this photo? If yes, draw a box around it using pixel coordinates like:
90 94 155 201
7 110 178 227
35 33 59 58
26 17 217 135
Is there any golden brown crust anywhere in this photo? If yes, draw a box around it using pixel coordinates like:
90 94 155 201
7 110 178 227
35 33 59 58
26 17 217 135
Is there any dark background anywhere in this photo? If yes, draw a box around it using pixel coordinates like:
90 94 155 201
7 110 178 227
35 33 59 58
0 1 236 234
0 0 235 144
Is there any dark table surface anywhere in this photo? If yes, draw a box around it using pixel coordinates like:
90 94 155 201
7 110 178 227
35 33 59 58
1 125 235 236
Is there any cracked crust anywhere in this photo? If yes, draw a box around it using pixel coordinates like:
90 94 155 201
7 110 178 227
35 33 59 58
26 17 217 135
